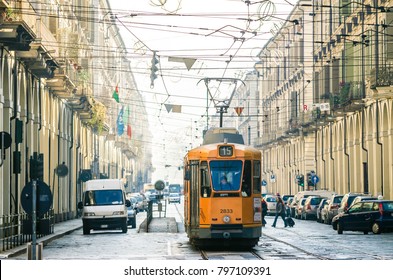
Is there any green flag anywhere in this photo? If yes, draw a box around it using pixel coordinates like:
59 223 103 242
112 85 119 103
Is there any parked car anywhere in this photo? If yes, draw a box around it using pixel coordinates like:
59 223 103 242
349 196 378 208
301 196 324 220
265 195 278 216
129 197 138 213
324 194 343 224
282 194 294 204
338 193 370 215
289 194 311 218
289 190 335 218
127 204 137 228
332 200 393 234
168 193 181 204
286 197 294 217
145 189 158 203
131 194 148 212
295 198 307 219
317 198 329 223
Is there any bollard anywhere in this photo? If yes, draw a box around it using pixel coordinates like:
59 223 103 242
27 242 43 260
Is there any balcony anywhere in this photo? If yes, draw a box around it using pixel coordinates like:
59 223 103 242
1 2 60 77
0 20 35 51
371 66 393 88
17 45 59 79
46 72 76 99
329 81 365 113
370 66 393 98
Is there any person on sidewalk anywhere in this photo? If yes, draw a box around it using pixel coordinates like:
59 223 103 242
272 193 288 227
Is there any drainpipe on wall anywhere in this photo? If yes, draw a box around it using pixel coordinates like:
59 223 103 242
0 47 4 168
24 70 32 186
361 110 369 193
375 100 383 197
38 81 42 131
344 115 350 193
10 59 18 214
330 124 335 192
57 104 61 217
68 110 74 216
321 128 326 189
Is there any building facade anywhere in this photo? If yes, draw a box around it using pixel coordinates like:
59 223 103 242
254 0 393 200
0 0 151 251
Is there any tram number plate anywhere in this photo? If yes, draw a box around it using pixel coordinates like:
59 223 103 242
219 146 233 157
220 209 233 213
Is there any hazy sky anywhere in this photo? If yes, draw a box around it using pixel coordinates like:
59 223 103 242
108 0 295 183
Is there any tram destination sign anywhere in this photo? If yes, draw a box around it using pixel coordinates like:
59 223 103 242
218 145 233 157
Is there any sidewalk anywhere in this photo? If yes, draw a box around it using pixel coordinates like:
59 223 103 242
0 218 83 259
0 216 178 259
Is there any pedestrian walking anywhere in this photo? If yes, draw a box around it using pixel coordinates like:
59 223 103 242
261 197 268 226
272 193 288 227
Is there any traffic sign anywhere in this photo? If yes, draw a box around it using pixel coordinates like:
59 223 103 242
154 180 165 191
0 131 12 149
21 181 53 217
55 163 69 177
261 179 267 186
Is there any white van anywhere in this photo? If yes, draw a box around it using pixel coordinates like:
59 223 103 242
78 179 131 235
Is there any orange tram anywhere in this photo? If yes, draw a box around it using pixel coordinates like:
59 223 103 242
183 128 262 248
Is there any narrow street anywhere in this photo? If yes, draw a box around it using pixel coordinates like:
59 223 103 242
7 199 393 260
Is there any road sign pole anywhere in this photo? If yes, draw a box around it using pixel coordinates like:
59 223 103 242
31 180 37 260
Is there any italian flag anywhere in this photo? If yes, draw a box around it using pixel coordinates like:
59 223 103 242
112 85 119 103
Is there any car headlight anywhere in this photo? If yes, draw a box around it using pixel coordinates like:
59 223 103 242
84 212 95 217
113 211 125 215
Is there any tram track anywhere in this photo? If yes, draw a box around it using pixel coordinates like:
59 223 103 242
260 232 331 260
200 249 264 260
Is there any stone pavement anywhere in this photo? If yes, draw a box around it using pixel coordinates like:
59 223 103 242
0 216 178 259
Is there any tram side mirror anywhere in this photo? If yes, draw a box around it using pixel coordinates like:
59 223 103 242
77 201 83 209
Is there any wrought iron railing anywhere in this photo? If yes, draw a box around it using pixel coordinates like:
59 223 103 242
330 81 364 109
0 210 55 253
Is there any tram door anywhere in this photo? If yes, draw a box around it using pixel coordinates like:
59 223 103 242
189 160 200 230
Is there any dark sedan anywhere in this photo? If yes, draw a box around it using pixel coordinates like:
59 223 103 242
332 200 393 234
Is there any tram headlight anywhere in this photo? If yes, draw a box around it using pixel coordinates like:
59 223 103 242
223 215 230 223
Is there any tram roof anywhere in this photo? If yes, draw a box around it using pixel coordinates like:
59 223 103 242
202 127 244 145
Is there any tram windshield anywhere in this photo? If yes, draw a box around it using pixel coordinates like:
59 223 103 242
210 160 242 191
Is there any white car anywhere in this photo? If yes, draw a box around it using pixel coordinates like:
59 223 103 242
264 195 277 215
168 193 181 204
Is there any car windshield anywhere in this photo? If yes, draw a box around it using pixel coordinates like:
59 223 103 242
84 190 124 206
333 196 343 203
210 160 242 191
266 197 277 202
347 196 358 206
310 197 322 205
